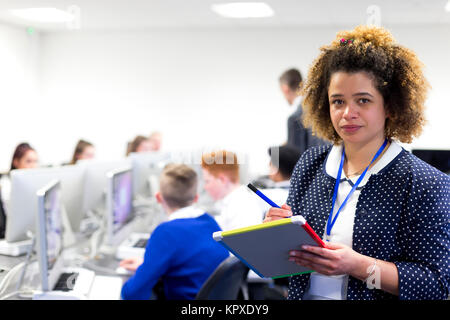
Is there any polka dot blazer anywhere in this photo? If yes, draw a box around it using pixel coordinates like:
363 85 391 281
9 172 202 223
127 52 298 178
286 145 450 300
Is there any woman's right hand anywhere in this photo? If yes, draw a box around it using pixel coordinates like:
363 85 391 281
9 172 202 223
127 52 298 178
263 204 293 223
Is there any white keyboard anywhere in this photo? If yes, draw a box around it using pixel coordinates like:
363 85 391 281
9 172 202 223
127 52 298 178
68 268 96 297
88 275 123 300
115 232 149 260
33 268 123 300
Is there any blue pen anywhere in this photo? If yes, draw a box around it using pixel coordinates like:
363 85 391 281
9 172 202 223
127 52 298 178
247 183 281 208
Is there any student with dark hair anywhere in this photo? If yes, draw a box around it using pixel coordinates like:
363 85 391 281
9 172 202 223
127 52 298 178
10 142 38 171
126 135 152 156
70 139 95 164
251 145 301 189
119 164 228 300
253 145 302 224
0 142 39 237
268 145 302 184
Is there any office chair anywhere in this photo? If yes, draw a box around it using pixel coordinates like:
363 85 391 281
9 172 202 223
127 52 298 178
195 256 249 300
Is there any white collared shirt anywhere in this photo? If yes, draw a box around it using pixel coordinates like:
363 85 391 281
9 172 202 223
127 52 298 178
213 185 264 232
304 140 402 300
167 205 205 221
292 95 302 108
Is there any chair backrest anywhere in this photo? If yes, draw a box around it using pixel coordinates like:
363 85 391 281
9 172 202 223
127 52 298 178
196 256 249 300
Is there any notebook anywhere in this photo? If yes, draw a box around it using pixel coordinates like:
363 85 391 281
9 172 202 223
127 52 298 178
213 215 326 279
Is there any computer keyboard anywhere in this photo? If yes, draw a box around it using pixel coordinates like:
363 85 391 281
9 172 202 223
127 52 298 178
53 272 79 292
116 233 149 260
133 238 148 248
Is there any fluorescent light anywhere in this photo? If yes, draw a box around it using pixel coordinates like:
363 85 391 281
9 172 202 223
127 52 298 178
446 0 450 12
10 8 74 23
211 2 274 18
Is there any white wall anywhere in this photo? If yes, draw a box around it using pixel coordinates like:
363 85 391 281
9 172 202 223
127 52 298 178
1 24 449 175
0 24 40 171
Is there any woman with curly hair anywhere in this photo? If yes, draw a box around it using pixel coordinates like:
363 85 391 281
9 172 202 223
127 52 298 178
265 25 449 300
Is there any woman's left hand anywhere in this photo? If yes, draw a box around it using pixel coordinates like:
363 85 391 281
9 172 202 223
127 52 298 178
289 242 362 276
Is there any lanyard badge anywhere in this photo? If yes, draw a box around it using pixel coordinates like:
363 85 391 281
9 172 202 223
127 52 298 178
325 139 388 242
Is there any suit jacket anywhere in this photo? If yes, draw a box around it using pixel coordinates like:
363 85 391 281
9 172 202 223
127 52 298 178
286 145 450 300
287 104 328 155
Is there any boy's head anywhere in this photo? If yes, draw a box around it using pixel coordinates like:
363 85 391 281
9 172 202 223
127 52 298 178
156 163 198 211
201 150 240 201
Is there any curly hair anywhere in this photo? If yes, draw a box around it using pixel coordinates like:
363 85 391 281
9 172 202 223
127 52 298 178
301 25 430 144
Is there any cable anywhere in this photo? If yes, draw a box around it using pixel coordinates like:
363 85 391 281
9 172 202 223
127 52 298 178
0 289 36 300
15 231 36 291
0 261 26 297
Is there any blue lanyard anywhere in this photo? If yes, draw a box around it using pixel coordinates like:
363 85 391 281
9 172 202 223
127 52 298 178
326 139 388 241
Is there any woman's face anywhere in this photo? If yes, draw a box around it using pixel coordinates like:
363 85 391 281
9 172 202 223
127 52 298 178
328 71 388 146
14 150 38 169
78 146 95 160
136 140 152 153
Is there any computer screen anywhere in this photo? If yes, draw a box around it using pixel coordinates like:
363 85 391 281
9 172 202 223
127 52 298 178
128 151 170 199
77 159 131 217
112 169 133 234
6 166 84 243
36 180 64 292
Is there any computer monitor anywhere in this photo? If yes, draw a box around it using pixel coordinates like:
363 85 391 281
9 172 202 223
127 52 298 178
76 159 131 217
5 166 85 243
36 180 64 292
128 151 171 200
104 167 134 246
411 149 450 174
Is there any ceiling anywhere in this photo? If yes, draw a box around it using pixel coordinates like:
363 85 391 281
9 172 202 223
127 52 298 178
0 0 449 32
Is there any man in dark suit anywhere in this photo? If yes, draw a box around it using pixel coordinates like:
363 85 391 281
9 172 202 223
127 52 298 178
279 68 328 155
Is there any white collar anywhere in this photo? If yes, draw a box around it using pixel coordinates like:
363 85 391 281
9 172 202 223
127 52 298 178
292 95 302 108
168 205 205 221
325 140 402 186
273 180 290 189
220 185 244 205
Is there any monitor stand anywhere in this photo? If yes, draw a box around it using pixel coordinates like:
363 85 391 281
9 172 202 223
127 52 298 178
99 219 136 256
0 239 32 256
32 290 87 300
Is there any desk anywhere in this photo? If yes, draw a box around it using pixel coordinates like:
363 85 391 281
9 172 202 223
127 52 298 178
0 254 26 275
0 254 27 296
0 204 166 299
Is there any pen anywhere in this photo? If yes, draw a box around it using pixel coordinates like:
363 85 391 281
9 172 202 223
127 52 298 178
247 183 280 208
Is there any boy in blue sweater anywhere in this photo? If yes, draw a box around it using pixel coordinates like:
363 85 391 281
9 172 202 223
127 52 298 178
120 164 229 300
